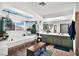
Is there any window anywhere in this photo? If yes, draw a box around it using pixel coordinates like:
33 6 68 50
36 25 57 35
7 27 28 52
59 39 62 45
54 25 57 33
0 18 3 31
5 18 15 30
60 24 69 34
2 8 33 18
15 21 24 30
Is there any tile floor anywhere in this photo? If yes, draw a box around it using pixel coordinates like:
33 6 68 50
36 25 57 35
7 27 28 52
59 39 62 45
8 45 75 56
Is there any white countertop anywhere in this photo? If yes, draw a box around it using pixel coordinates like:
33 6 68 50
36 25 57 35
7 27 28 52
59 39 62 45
39 32 69 37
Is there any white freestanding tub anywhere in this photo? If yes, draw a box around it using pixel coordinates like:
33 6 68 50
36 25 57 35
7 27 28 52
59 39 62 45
0 40 8 56
7 31 37 48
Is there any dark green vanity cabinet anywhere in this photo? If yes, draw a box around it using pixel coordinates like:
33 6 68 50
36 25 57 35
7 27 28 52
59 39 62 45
41 35 54 44
40 34 73 48
54 36 62 46
62 37 73 48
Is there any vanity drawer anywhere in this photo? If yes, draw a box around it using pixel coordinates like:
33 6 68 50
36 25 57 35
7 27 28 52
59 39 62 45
46 35 54 44
62 39 73 48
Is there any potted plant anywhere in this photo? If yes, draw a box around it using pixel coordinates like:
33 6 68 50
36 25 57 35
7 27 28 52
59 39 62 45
31 24 36 34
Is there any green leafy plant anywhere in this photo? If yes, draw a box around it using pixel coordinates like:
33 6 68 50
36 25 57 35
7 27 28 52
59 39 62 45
31 24 36 34
0 17 9 40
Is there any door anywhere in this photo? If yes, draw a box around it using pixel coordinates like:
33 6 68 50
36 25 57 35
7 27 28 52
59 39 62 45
76 12 79 55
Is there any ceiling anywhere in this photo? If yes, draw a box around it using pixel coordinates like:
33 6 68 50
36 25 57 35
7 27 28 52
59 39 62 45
23 2 74 18
0 2 74 18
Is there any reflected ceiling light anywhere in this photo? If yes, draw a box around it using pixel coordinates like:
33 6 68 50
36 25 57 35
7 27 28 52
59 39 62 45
2 7 33 18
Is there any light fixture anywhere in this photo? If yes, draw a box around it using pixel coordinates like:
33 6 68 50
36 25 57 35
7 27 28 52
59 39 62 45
39 2 46 6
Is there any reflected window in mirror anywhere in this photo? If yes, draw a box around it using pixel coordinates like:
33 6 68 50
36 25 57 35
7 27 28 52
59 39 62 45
60 24 69 34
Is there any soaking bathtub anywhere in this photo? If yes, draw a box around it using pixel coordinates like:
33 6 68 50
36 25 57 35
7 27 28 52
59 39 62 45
7 31 37 48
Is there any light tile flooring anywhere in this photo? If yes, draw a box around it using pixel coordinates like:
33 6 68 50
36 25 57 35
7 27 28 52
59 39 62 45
8 45 75 56
47 45 74 56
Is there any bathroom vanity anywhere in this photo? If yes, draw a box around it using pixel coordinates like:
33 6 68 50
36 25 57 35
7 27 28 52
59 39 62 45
40 32 73 48
39 16 73 48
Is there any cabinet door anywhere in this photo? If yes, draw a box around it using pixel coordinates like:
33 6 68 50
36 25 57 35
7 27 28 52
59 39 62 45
53 36 62 46
62 37 73 48
51 36 54 44
41 35 54 44
47 35 53 44
41 35 47 42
